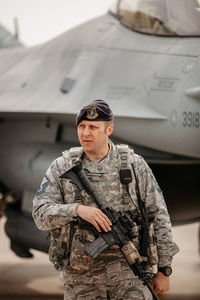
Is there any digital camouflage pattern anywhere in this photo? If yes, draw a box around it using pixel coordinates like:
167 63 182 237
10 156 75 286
32 141 179 298
63 277 152 300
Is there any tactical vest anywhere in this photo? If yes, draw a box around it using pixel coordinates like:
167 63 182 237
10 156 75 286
49 143 158 273
65 143 139 210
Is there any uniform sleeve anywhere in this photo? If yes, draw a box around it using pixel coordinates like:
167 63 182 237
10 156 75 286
32 156 79 231
134 155 179 267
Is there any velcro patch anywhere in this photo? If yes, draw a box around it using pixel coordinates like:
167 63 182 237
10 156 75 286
36 175 49 195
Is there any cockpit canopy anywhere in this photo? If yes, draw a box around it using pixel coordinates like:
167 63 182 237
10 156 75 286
111 0 200 36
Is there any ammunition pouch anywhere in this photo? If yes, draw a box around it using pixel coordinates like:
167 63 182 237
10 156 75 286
69 227 95 272
49 223 71 270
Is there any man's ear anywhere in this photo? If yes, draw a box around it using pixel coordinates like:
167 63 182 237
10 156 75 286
107 123 114 136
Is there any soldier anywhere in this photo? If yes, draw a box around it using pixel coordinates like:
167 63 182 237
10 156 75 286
32 100 179 300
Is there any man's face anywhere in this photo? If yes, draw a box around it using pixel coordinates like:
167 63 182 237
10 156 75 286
77 120 113 155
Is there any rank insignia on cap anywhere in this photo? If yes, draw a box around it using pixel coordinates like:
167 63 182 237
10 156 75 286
87 107 99 119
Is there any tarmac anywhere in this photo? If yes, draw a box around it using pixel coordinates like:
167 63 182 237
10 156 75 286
0 217 200 300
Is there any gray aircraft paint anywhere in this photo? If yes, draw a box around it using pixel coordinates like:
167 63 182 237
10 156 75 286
0 1 199 257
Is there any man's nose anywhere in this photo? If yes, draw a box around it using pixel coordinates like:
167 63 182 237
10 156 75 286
83 127 90 136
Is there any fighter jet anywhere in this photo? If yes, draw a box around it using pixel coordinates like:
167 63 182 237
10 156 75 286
0 0 199 257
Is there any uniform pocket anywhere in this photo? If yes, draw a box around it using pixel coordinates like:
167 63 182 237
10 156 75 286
49 223 71 270
69 228 95 272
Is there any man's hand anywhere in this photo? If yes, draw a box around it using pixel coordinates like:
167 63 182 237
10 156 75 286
151 272 170 294
76 204 112 233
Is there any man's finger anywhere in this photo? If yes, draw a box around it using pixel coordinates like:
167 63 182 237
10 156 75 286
99 210 112 226
95 216 111 232
92 220 101 232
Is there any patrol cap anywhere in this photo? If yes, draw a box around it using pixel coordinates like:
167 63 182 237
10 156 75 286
76 100 113 126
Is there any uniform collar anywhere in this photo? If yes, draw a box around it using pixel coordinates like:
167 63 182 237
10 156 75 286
83 139 115 164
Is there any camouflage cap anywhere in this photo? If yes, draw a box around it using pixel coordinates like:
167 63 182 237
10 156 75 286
76 100 113 126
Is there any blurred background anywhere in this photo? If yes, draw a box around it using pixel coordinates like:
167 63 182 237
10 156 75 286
0 1 199 299
0 0 114 46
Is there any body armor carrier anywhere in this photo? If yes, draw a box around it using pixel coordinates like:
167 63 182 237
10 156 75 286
49 144 158 274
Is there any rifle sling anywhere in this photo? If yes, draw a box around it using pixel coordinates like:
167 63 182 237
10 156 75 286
131 163 149 258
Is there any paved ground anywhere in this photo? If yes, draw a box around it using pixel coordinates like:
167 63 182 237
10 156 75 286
0 217 200 300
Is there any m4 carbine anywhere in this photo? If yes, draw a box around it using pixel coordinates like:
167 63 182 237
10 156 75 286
60 162 159 300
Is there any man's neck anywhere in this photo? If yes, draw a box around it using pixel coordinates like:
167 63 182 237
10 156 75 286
85 142 110 161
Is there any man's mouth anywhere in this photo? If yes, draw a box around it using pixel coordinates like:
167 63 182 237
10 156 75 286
83 140 92 143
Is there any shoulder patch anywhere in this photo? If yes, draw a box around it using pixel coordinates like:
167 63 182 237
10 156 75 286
36 175 49 195
154 179 162 193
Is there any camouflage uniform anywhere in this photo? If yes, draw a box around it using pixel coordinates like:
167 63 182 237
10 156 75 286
32 141 179 300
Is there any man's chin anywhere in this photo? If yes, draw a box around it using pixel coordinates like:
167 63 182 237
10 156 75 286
82 141 93 148
82 144 94 153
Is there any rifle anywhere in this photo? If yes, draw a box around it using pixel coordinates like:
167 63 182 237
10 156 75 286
60 162 159 300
